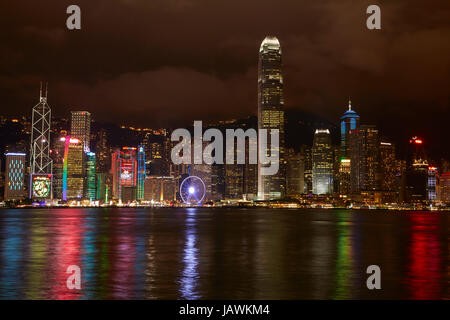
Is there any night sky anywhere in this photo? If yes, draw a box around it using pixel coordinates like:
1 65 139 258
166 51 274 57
1 0 449 156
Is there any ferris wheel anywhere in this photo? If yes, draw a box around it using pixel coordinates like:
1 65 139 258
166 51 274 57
180 176 206 205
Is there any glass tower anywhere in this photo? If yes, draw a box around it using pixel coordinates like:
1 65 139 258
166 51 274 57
71 111 91 152
85 152 96 201
312 129 333 195
257 36 285 200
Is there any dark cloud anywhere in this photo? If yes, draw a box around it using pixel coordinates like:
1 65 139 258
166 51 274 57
0 0 449 153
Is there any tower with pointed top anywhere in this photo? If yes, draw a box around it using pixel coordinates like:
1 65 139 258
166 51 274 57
257 36 285 200
340 99 360 159
29 82 53 198
338 99 360 196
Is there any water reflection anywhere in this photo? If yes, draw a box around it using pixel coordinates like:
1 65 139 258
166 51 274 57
0 217 25 299
407 214 442 299
0 208 448 299
179 208 200 299
48 210 83 299
333 213 354 299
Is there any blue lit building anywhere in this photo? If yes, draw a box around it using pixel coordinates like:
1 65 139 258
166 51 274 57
340 100 360 159
4 153 26 200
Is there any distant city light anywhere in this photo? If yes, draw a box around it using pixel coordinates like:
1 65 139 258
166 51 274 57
5 153 26 156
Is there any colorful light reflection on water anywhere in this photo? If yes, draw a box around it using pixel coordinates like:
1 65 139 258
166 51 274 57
0 208 449 299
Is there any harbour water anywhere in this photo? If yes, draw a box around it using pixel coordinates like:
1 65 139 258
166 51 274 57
0 208 449 299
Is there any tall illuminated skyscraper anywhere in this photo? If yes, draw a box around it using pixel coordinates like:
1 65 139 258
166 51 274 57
30 83 53 200
340 99 360 159
312 129 333 195
257 36 285 200
71 111 91 152
427 166 438 201
30 84 52 170
349 125 380 193
379 141 397 191
4 153 26 200
64 137 84 200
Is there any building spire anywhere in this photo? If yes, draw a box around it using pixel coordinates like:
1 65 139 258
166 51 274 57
348 98 352 111
39 81 43 102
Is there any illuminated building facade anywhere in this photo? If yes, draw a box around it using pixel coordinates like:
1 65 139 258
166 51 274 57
144 176 176 203
64 137 84 200
211 164 225 201
286 148 304 197
379 141 397 191
95 128 110 173
302 145 312 194
112 146 145 202
225 164 244 199
96 172 112 203
137 146 146 201
338 159 351 196
257 36 285 200
70 111 91 152
440 172 450 203
4 153 26 200
85 152 96 201
349 125 380 193
427 166 438 201
312 129 333 195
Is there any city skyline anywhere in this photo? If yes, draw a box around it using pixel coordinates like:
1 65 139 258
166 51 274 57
1 1 449 156
2 1 450 305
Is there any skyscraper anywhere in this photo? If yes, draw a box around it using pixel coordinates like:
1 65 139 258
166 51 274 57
286 148 304 197
4 153 26 201
379 141 397 191
312 129 333 195
64 137 84 200
71 111 91 152
30 83 53 200
349 125 380 193
137 145 146 201
301 145 313 194
405 136 428 202
85 152 96 201
427 166 438 201
95 128 110 173
340 99 360 159
112 147 141 202
257 36 285 200
339 100 360 196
